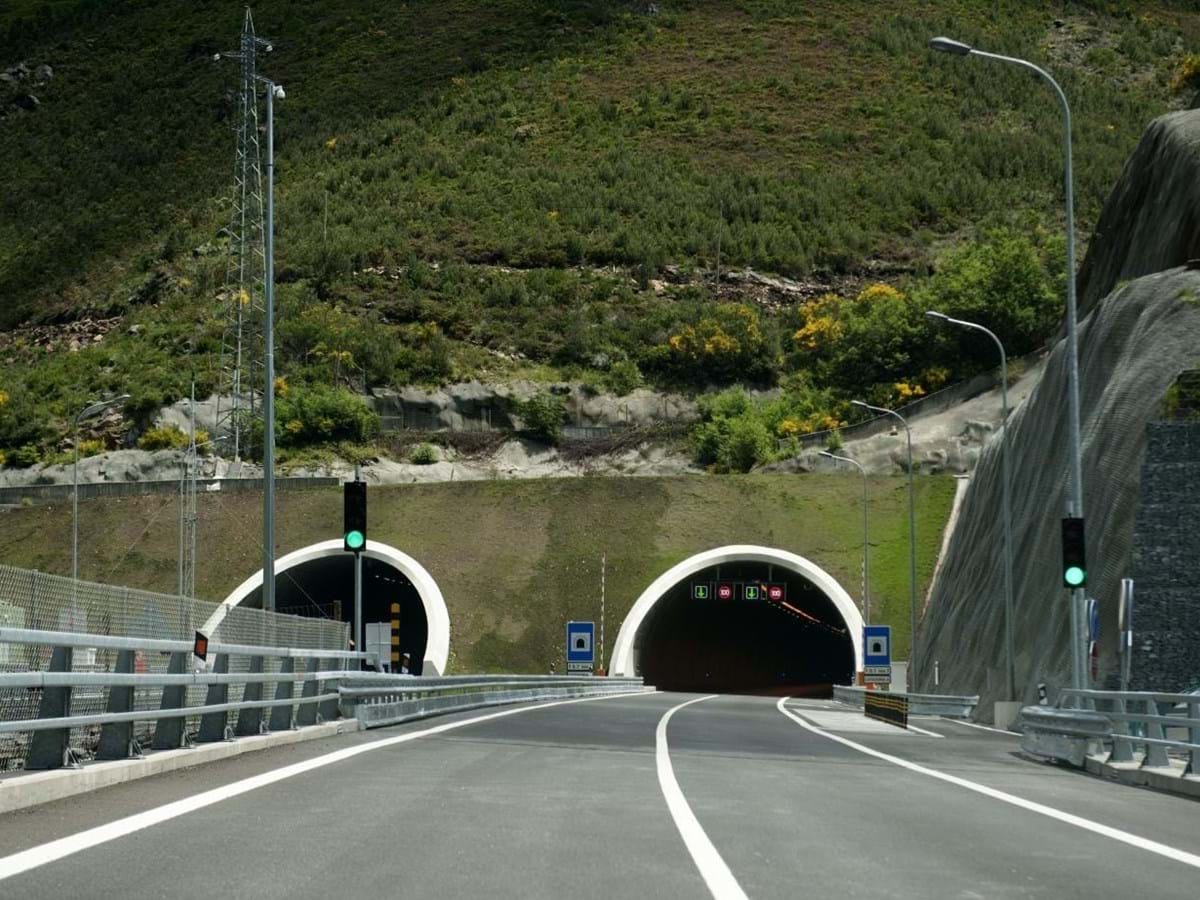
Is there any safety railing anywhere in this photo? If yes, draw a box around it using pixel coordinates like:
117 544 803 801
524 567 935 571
1020 689 1200 774
0 626 376 770
339 673 649 729
833 685 979 719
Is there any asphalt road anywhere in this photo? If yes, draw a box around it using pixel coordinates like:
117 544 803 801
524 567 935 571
0 691 1197 898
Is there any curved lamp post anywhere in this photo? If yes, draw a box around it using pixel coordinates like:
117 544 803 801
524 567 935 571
851 400 917 687
930 35 1085 689
927 311 1015 702
820 450 870 625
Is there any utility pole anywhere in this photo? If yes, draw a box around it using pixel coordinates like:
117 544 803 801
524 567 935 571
600 553 606 674
354 464 363 667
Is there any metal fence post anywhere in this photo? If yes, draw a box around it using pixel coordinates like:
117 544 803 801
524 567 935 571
268 656 296 732
24 645 75 769
151 651 190 750
96 649 139 759
235 655 267 736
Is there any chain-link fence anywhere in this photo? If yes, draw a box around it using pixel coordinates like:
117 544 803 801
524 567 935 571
0 565 349 771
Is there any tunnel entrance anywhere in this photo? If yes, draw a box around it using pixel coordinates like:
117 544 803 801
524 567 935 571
218 540 451 675
635 561 855 694
265 555 428 675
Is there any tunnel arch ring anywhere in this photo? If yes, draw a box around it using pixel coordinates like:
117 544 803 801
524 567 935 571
609 544 863 677
205 539 451 675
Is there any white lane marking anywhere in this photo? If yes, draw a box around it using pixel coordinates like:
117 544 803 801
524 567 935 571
0 690 658 883
656 696 749 900
940 716 1020 737
903 721 945 739
777 697 1200 871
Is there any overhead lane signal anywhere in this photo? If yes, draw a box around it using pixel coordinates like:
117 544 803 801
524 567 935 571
1061 517 1086 588
344 480 367 552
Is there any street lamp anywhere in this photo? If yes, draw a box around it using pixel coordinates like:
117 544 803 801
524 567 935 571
258 76 283 613
926 311 1015 703
820 450 870 625
851 400 917 688
929 36 1086 689
72 394 130 595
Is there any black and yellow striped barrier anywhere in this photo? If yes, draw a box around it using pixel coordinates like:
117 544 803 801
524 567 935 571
864 691 909 729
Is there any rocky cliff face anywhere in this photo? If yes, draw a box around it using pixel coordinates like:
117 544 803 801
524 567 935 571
917 267 1200 707
1076 110 1200 317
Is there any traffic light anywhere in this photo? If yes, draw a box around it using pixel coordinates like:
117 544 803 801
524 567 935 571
1061 517 1086 588
344 481 367 552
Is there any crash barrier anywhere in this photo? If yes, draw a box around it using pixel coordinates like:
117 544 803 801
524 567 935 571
339 674 650 729
864 691 908 729
1019 689 1200 774
0 626 374 770
833 685 979 719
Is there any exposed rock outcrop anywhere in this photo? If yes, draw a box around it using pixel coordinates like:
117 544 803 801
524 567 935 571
918 268 1200 706
1076 110 1200 317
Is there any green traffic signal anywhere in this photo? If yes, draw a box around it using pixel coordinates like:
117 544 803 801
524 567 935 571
345 529 365 551
1064 565 1085 587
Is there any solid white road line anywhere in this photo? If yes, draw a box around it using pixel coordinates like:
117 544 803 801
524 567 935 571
903 720 945 738
940 716 1021 737
0 690 658 883
777 697 1200 871
655 695 749 900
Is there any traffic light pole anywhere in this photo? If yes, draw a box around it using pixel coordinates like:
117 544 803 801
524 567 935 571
353 463 363 668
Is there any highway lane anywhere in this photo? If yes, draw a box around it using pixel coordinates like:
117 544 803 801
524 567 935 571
1 690 1198 898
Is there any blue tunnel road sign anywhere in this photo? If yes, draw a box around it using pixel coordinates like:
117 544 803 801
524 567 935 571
864 625 891 667
567 621 595 664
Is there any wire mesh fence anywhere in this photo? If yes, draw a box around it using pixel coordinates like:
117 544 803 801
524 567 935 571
0 564 349 771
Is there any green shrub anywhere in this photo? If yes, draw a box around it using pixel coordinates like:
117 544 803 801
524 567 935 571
519 392 567 444
690 387 774 473
605 359 642 396
826 428 843 452
7 444 41 468
137 425 190 451
276 385 380 448
76 438 107 458
410 443 438 465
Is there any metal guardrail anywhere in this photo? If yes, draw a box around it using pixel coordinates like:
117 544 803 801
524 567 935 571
339 674 649 729
833 685 979 719
1020 689 1200 774
0 626 375 770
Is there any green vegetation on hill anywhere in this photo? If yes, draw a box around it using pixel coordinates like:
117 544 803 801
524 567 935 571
1 1 1198 461
0 474 956 671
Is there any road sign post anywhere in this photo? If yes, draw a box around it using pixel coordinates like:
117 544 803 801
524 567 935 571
566 620 595 675
863 625 891 688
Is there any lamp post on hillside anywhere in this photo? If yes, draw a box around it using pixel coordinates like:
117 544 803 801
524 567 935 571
72 394 129 606
820 451 870 625
930 36 1085 690
927 311 1016 704
851 400 917 688
258 76 284 613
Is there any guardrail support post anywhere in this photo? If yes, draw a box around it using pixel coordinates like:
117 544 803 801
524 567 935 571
1108 696 1134 763
235 656 267 736
1143 700 1172 769
268 657 296 732
151 651 191 750
25 646 75 770
197 654 231 743
317 658 340 722
96 649 140 760
295 658 321 727
1189 698 1199 776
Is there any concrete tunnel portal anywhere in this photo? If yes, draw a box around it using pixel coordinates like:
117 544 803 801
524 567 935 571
218 540 450 675
610 546 863 694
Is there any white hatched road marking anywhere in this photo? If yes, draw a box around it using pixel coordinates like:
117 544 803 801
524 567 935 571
778 697 1200 871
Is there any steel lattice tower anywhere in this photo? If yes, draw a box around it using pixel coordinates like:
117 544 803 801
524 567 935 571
215 8 272 461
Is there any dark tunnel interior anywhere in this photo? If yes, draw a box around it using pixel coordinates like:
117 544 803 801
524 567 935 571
247 555 428 673
636 561 854 695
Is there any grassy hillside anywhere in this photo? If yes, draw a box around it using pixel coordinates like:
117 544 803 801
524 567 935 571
2 1 1199 461
0 474 956 671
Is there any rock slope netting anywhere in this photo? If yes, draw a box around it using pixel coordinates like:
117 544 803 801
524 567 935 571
1076 110 1200 318
917 267 1200 707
